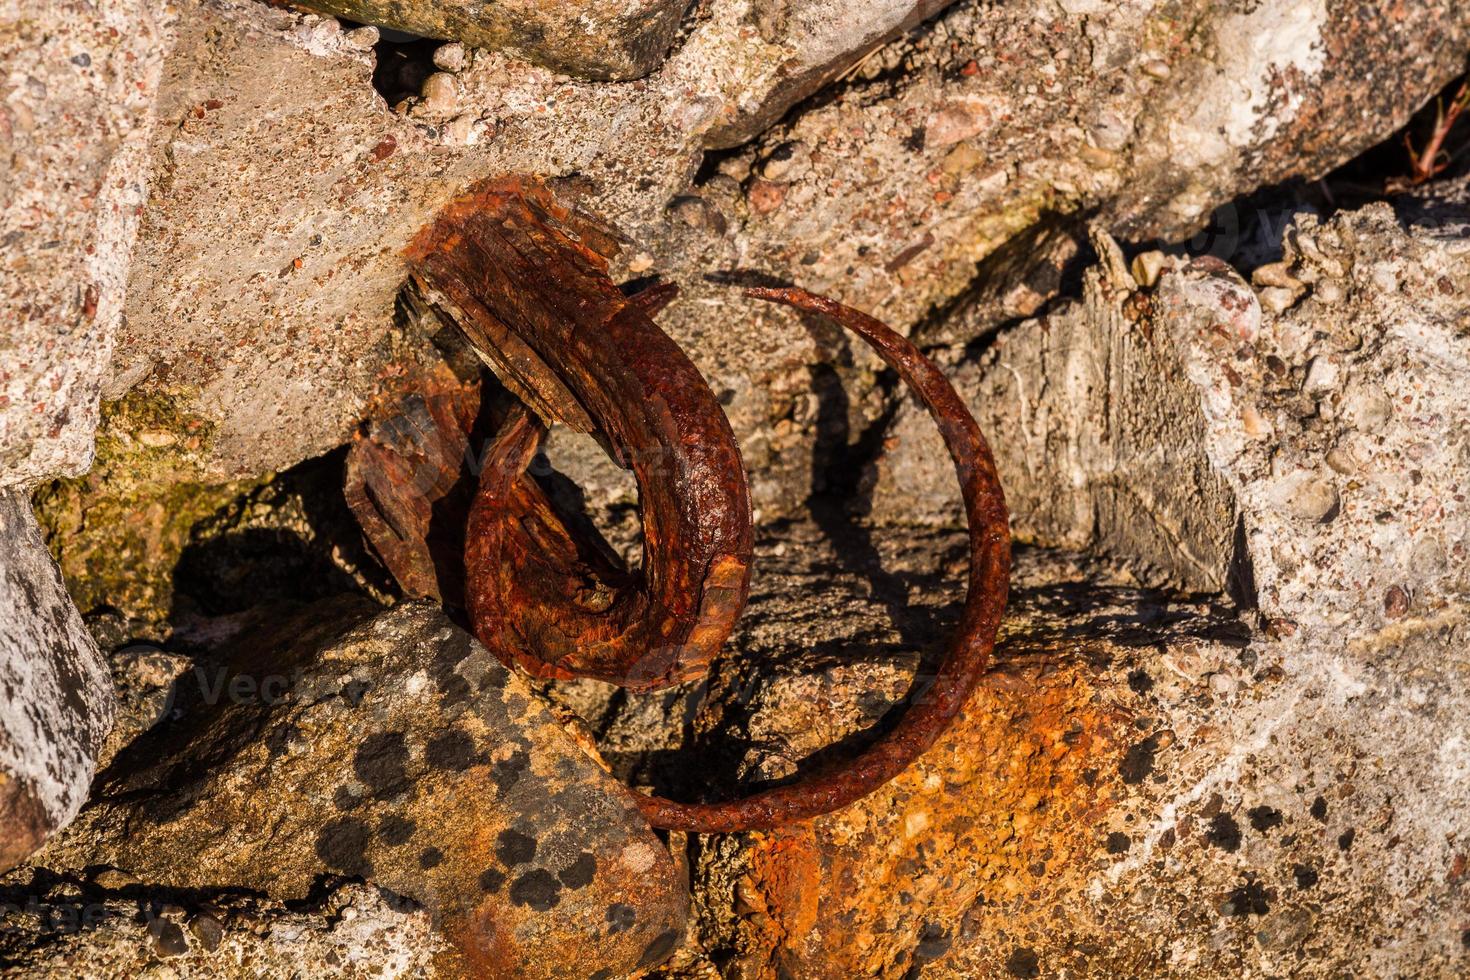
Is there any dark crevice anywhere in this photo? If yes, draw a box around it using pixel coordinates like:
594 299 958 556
911 209 1095 353
365 28 439 107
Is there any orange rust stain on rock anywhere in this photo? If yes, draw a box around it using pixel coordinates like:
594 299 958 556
717 653 1130 979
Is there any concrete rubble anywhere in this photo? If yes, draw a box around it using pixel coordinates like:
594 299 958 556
7 0 1468 499
0 0 173 490
1 0 1469 976
873 196 1470 617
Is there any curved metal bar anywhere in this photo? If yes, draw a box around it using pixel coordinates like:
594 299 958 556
412 178 754 690
631 287 1010 831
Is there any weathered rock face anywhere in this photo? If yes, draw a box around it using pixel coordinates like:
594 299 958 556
873 197 1470 613
1202 202 1470 633
33 0 1460 506
0 493 114 873
42 601 688 979
871 243 1241 593
678 539 1149 978
0 875 445 978
704 0 959 146
0 0 173 490
295 0 688 81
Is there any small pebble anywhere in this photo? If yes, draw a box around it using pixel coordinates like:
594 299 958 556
760 141 811 181
716 155 752 182
1259 286 1301 314
420 72 460 116
1131 250 1166 288
149 920 190 958
1312 280 1344 303
92 868 139 890
1276 473 1338 524
1341 384 1392 429
1324 446 1358 476
440 114 481 146
432 42 467 73
1301 355 1340 397
189 913 224 952
747 179 786 215
942 143 984 175
1383 585 1411 618
1209 672 1238 696
1252 261 1304 290
343 25 379 50
668 195 725 234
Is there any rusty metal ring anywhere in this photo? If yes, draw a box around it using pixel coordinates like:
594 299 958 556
627 287 1011 831
371 180 1009 829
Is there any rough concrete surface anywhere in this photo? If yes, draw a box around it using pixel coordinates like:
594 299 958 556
0 875 445 978
649 520 1468 978
293 0 690 81
5 0 1457 504
873 196 1470 618
2 1 1469 977
0 0 174 489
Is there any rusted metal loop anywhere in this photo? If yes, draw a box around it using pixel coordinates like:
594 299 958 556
411 178 754 690
630 287 1011 831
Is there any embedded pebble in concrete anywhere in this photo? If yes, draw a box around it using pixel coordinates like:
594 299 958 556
39 601 687 979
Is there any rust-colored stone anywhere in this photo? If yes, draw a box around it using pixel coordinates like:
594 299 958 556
698 649 1130 978
343 367 480 602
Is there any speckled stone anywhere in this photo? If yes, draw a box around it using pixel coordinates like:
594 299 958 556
0 492 114 872
0 0 173 490
0 875 444 978
40 600 688 979
872 197 1470 623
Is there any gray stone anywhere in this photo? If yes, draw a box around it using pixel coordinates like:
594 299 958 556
0 492 115 871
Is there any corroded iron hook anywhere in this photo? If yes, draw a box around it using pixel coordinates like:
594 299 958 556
408 179 754 691
356 179 1009 829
